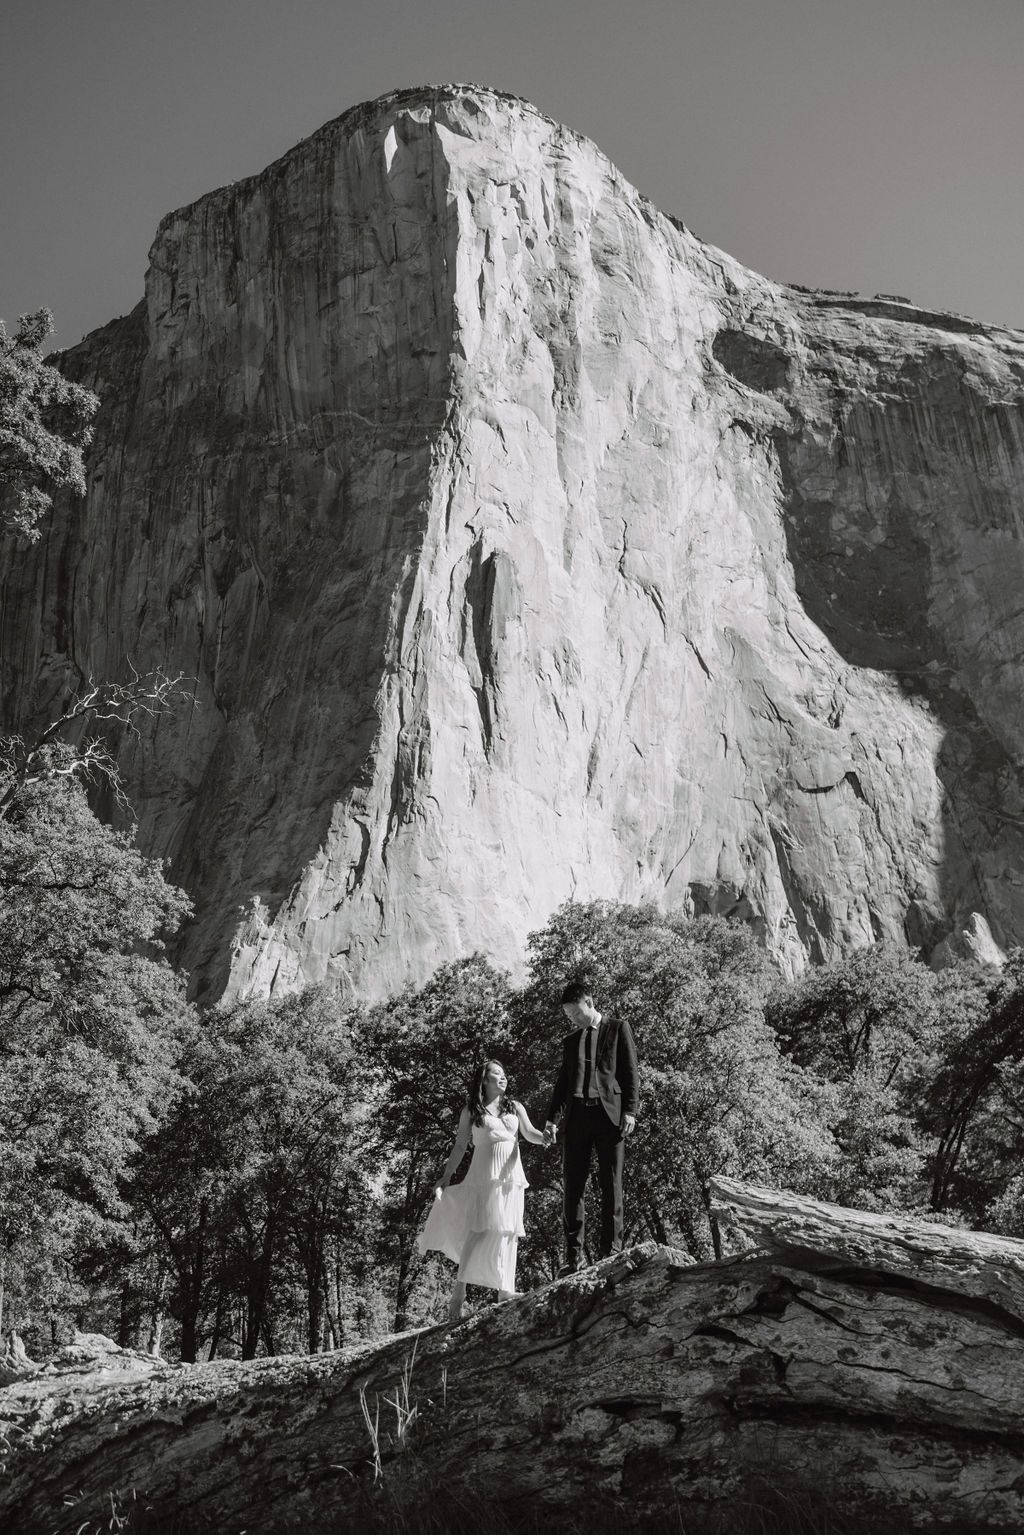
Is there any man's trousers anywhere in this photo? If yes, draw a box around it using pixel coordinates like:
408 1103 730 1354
562 1098 624 1261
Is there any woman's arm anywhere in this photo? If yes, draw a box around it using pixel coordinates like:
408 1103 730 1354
514 1101 548 1146
435 1107 471 1193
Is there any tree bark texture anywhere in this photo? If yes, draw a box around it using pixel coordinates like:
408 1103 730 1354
4 1182 1024 1532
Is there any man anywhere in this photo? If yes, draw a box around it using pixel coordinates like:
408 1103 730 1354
544 980 639 1275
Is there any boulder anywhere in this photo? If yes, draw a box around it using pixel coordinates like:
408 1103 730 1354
0 1333 34 1389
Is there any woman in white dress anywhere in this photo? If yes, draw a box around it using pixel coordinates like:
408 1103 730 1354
418 1060 548 1322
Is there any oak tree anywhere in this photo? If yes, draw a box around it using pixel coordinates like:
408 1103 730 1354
0 775 192 1337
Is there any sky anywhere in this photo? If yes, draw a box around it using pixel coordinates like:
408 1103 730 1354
2 0 1023 352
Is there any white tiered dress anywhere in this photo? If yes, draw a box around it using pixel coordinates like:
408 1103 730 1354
417 1109 528 1293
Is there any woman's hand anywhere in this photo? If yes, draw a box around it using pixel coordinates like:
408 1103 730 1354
434 1183 446 1201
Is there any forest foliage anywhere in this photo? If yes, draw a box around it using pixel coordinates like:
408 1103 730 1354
0 308 98 542
3 755 1024 1361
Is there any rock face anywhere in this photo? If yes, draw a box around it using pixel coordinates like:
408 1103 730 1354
3 84 1024 1001
5 1182 1024 1533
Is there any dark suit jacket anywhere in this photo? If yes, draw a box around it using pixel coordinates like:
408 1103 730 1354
547 1017 639 1129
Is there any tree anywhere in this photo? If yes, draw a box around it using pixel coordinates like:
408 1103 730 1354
767 945 940 1209
922 953 1024 1220
361 956 517 1329
0 774 192 1339
0 664 192 819
515 902 836 1260
0 308 98 542
132 988 369 1361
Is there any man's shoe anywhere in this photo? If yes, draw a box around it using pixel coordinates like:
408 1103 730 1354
556 1260 582 1278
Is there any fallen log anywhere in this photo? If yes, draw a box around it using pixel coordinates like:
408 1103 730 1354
3 1182 1024 1532
710 1175 1024 1316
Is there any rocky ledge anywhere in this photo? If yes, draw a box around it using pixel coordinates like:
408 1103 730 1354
3 1180 1024 1532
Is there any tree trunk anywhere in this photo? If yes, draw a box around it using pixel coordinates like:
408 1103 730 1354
7 1182 1024 1532
206 1278 227 1361
391 1248 415 1333
179 1312 199 1367
177 1207 208 1365
242 1217 279 1360
117 1281 134 1350
699 1176 721 1258
306 1282 323 1355
147 1271 167 1358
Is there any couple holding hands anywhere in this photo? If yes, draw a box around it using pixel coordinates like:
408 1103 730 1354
418 981 640 1322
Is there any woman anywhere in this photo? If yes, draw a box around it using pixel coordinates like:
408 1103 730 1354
418 1060 547 1322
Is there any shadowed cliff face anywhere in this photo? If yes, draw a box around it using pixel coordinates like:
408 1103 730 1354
760 303 1024 957
2 84 1024 1000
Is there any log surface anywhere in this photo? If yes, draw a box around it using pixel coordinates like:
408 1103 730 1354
5 1183 1024 1531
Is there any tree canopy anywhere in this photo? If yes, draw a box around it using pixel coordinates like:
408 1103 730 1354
4 854 1024 1355
131 988 371 1360
0 308 98 542
0 775 192 1334
514 902 836 1257
360 954 517 1328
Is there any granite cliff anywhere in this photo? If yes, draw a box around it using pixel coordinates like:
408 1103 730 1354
3 84 1024 1001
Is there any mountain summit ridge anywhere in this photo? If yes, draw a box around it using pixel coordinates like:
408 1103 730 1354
4 83 1024 1000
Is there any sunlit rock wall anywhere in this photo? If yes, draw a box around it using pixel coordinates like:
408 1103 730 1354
3 84 1024 1001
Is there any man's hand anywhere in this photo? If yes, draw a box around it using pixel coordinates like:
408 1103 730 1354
543 1121 558 1147
623 1114 636 1137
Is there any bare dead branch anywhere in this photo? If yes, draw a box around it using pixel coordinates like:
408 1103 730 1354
0 667 196 820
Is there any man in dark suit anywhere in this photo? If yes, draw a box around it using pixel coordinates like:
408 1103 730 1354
544 980 639 1275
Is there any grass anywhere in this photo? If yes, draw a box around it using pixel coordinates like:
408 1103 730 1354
358 1338 425 1483
59 1487 196 1535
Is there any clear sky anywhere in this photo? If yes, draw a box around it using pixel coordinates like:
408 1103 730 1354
3 0 1022 351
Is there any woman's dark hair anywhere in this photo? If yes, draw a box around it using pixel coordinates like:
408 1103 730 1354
467 1059 515 1125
